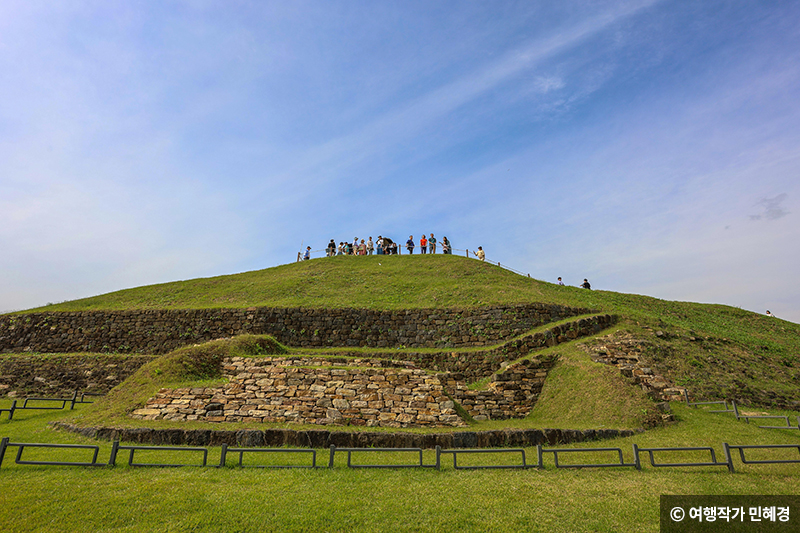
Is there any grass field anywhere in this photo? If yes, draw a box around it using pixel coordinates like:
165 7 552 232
1 402 799 533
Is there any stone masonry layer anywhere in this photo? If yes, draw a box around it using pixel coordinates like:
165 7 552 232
132 353 563 428
132 356 467 428
128 315 614 428
310 314 616 382
0 304 586 354
54 420 640 449
0 354 157 398
444 355 560 421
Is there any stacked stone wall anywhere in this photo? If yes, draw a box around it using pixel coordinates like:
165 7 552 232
53 420 639 449
582 332 686 402
444 355 559 420
0 304 586 354
132 356 466 428
0 354 156 397
319 314 615 382
131 352 566 428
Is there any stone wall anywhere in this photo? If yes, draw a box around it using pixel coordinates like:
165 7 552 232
0 354 156 397
444 355 560 420
131 352 564 428
324 314 615 382
132 356 467 428
0 304 586 354
581 332 686 402
53 420 639 449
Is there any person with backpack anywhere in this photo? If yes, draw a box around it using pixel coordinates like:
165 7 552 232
581 279 591 289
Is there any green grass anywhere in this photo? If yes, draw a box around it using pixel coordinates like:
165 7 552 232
22 255 546 312
1 403 799 533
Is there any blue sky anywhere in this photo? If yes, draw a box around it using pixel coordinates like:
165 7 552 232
1 1 799 322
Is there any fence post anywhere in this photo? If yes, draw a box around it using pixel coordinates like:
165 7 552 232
465 249 469 257
0 437 9 468
732 401 743 421
536 444 544 469
219 443 228 468
8 399 16 420
722 443 735 473
108 440 120 467
328 445 336 469
435 445 441 471
70 390 78 410
632 444 641 471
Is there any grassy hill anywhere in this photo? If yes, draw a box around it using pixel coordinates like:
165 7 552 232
3 254 799 533
19 254 800 409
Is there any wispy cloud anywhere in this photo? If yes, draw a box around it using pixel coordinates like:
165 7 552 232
750 193 790 221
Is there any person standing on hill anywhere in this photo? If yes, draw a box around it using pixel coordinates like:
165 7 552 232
442 236 451 254
406 235 415 254
367 237 374 255
429 233 436 254
376 236 384 255
581 279 591 289
420 234 427 254
303 246 311 260
327 240 336 257
473 246 485 261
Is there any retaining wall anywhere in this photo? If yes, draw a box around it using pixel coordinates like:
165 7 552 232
320 314 616 382
53 420 639 449
0 304 586 354
0 354 156 397
131 356 467 428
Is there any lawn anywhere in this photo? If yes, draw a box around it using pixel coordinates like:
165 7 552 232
1 401 798 532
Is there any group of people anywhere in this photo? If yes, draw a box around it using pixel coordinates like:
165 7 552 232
320 234 453 257
557 277 592 289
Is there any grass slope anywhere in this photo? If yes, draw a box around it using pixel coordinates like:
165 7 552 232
14 255 800 409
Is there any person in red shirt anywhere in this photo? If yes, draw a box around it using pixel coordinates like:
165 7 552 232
420 235 428 254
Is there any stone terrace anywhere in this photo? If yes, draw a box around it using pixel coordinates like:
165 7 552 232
133 357 466 428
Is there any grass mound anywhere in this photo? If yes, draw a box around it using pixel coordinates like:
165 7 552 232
75 335 287 426
165 334 288 380
9 255 800 410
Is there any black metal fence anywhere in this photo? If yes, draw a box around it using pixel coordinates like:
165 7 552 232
0 391 102 420
683 390 800 430
2 439 799 473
